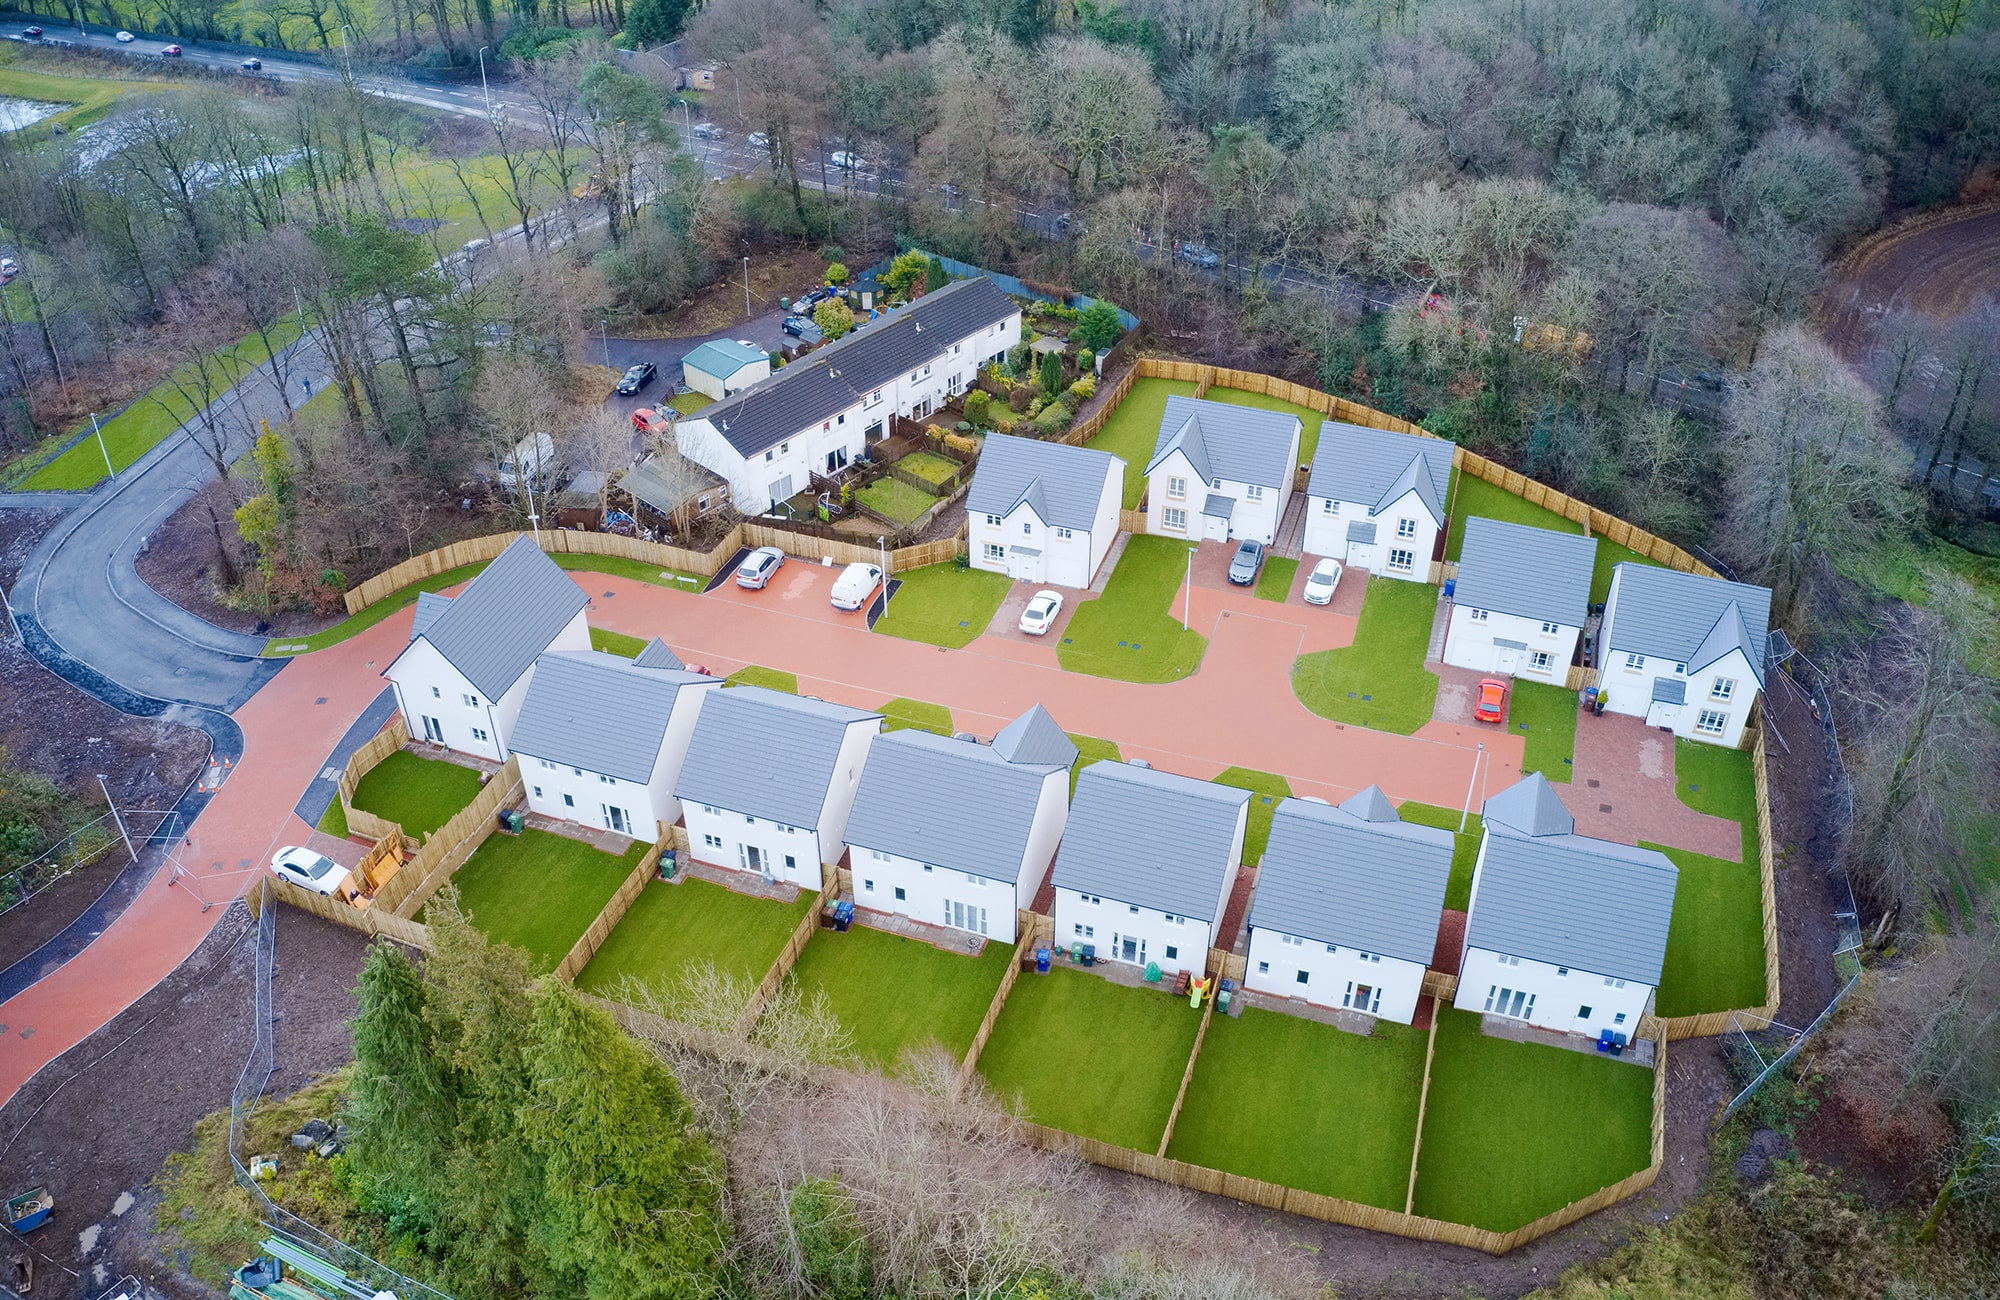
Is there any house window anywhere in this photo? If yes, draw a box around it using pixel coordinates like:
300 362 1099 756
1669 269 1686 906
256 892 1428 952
780 441 790 453
1557 967 1569 975
1696 709 1729 735
1257 961 1269 974
701 805 718 815
1075 924 1094 938
862 879 874 892
1246 484 1264 501
985 514 1002 526
1396 517 1416 538
1624 653 1645 672
1388 548 1414 571
1162 507 1187 531
703 833 722 848
540 759 555 770
1167 476 1187 500
1326 943 1337 953
572 768 583 776
1530 651 1553 670
1614 1012 1627 1024
462 693 478 708
894 886 906 900
1082 895 1100 904
866 389 883 407
1057 527 1073 540
1540 621 1560 635
1603 977 1626 988
1711 677 1737 701
1468 609 1487 622
1281 934 1303 947
984 543 1005 561
532 785 542 798
471 727 489 742
1022 521 1031 535
745 815 756 825
1578 1005 1592 1018
1128 904 1140 914
1359 952 1379 964
562 793 574 807
765 450 775 462
868 848 890 862
1295 970 1310 985
1500 955 1520 966
1164 945 1177 960
600 775 614 784
1320 499 1334 514
430 686 440 698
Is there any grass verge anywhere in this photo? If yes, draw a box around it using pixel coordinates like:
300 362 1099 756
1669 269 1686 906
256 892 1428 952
316 798 349 838
1291 578 1439 733
1397 804 1483 911
1213 767 1289 866
1068 733 1121 796
578 878 816 990
1509 680 1579 782
591 628 647 657
1256 556 1299 603
873 563 1011 649
789 926 1013 1070
448 830 647 973
725 664 798 692
881 697 953 735
1058 536 1208 683
349 750 483 838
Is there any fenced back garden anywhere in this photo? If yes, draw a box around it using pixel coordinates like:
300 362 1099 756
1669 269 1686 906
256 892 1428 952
788 926 1013 1069
432 829 648 973
349 751 484 839
576 877 819 991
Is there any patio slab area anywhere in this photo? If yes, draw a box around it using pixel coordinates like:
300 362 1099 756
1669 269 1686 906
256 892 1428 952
1562 712 1743 861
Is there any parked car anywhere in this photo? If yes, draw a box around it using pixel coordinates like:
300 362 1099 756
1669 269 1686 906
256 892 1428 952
1302 557 1343 606
746 131 771 151
830 562 883 611
114 29 135 40
793 287 827 313
1018 590 1064 636
270 846 352 898
691 122 724 139
22 25 42 38
497 431 558 492
781 314 811 338
1226 538 1265 585
0 257 19 283
160 43 182 55
630 407 668 436
1177 243 1220 268
1473 678 1510 724
615 361 657 396
830 150 866 171
240 57 261 70
735 546 785 590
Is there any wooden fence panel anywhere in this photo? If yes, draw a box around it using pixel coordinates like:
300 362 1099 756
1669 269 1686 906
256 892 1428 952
956 940 1026 1090
1420 969 1460 1002
1156 987 1217 1156
554 836 666 984
336 718 409 806
343 529 742 616
260 876 433 949
1119 508 1147 533
733 902 823 1037
378 758 523 918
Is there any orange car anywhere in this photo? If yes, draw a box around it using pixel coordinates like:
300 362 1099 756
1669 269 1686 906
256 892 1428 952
1473 678 1509 723
630 407 668 435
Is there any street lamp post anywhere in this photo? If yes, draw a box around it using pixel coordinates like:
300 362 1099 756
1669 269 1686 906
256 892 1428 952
90 412 114 483
478 46 492 117
877 536 889 610
743 256 751 321
1459 742 1486 833
600 319 610 370
1183 545 1197 630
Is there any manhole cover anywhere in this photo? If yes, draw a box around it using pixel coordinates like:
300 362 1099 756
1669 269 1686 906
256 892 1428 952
1587 779 1601 788
1598 804 1612 813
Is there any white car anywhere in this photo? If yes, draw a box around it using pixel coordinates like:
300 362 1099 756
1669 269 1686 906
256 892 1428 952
271 846 352 898
829 562 883 611
691 122 724 139
115 29 135 41
735 545 785 590
747 131 771 151
831 150 866 171
1018 589 1063 635
1302 557 1344 605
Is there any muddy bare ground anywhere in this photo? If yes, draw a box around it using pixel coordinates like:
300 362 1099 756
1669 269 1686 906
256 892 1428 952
0 510 210 972
0 903 371 1300
131 481 334 640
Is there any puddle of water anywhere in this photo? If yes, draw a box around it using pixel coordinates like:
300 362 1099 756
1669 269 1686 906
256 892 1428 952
0 97 67 132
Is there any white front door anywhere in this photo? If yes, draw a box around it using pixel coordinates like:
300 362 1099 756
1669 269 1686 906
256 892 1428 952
1347 542 1378 571
1645 700 1682 729
1494 642 1523 675
1202 512 1230 542
1007 548 1041 581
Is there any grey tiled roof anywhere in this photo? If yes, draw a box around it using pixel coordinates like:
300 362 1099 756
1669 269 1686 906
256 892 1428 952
844 730 1061 884
1307 422 1454 524
990 704 1078 768
1453 517 1596 627
966 433 1123 534
1247 793 1453 966
675 686 881 827
1202 492 1235 518
1603 565 1773 686
1053 762 1251 921
410 591 453 642
1465 830 1679 987
405 537 588 700
690 278 1020 458
1483 772 1575 838
634 638 684 670
619 456 725 516
508 651 718 784
1148 396 1299 491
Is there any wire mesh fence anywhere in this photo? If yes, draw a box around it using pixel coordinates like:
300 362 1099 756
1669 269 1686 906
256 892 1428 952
0 808 185 915
227 886 459 1300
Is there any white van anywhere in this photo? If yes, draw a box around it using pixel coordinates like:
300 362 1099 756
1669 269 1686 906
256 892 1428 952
498 432 558 492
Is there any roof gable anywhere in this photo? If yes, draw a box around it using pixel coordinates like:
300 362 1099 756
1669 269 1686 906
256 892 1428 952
845 730 1057 881
1306 422 1455 523
634 638 684 670
1053 762 1250 921
399 537 589 700
1452 517 1596 626
990 704 1079 768
1482 772 1577 838
966 434 1122 534
1466 831 1679 986
1148 397 1298 490
1247 796 1453 964
410 590 454 642
675 686 881 826
1603 565 1773 687
509 651 716 784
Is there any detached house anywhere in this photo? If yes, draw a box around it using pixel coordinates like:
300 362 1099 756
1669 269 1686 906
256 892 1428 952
965 433 1125 588
1052 761 1251 977
1144 397 1301 546
1453 773 1678 1042
675 686 883 890
675 278 1022 514
1301 422 1456 582
844 705 1078 942
383 536 590 762
1597 564 1773 748
1243 787 1454 1025
508 643 722 839
1442 518 1597 682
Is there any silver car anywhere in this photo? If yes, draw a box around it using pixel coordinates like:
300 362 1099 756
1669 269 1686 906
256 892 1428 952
735 546 785 590
1226 539 1265 585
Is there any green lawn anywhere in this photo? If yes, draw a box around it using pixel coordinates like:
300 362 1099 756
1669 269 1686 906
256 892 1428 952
577 878 818 991
20 313 306 490
1413 1009 1653 1232
1590 538 1664 606
1213 767 1290 866
549 552 706 591
1444 472 1583 561
1255 556 1299 603
1509 681 1579 783
856 475 940 526
1291 578 1439 733
881 697 953 735
1392 804 1482 911
1167 1010 1427 1208
448 830 647 973
349 750 484 838
789 926 1012 1069
668 391 714 415
1083 377 1199 508
1204 387 1325 466
1649 843 1767 1016
979 966 1201 1150
1058 535 1208 683
0 54 169 134
725 664 798 692
1673 739 1759 862
895 450 963 488
591 628 647 657
1068 734 1121 796
316 799 349 838
873 563 1011 649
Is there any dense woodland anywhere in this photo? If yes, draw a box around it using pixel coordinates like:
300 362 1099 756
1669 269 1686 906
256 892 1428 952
0 0 1997 1296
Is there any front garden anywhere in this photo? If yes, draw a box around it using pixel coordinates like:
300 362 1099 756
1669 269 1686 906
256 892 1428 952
872 562 1011 650
1057 536 1207 683
1291 579 1440 733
